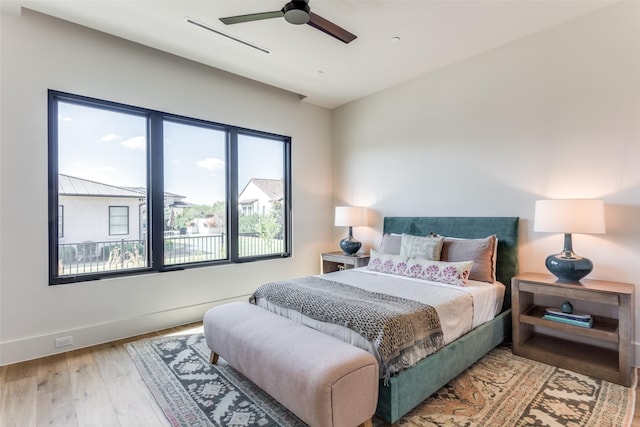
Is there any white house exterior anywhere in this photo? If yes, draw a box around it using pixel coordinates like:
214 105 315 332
58 174 188 244
238 178 283 216
58 174 147 244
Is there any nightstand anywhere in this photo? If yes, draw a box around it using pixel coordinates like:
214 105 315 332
512 272 635 386
320 251 370 274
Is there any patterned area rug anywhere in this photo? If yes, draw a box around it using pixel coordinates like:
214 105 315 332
393 345 636 427
125 333 636 427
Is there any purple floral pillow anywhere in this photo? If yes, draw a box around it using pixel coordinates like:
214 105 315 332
404 258 474 286
367 251 409 275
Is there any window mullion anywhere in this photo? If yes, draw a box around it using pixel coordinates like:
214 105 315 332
228 129 239 261
149 113 164 269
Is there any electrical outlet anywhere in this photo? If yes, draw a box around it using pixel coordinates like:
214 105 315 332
55 336 73 348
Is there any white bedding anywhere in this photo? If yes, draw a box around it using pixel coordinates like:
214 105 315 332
254 267 505 369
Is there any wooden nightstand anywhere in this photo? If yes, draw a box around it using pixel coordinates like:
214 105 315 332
512 272 635 386
321 252 370 274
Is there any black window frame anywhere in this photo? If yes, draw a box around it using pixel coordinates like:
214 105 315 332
48 90 292 285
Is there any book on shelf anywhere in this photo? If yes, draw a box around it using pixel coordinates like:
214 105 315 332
542 313 593 328
545 308 592 321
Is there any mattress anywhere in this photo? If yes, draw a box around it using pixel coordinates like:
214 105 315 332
253 267 505 374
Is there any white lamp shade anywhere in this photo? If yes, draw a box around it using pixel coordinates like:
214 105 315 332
534 199 606 234
335 206 367 227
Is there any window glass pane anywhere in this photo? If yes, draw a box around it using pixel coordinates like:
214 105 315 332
163 121 227 265
238 134 286 257
57 101 148 277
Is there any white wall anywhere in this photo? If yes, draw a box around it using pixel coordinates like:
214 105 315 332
332 2 640 364
0 9 333 365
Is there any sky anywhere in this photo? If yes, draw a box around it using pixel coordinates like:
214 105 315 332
58 101 284 205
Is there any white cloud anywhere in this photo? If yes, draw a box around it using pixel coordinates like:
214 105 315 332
197 158 225 171
101 133 121 142
121 136 146 150
58 114 73 122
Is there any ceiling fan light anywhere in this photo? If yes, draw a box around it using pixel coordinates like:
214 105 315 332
283 2 310 25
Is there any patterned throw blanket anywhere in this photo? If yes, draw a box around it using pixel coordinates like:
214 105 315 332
250 276 444 380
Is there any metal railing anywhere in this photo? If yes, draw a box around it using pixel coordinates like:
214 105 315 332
164 234 225 265
58 233 284 275
58 239 146 275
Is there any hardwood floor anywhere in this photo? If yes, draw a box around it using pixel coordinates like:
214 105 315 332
0 322 203 427
1 323 639 426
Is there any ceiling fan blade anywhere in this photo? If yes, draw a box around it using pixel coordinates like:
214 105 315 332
307 12 356 44
220 10 284 25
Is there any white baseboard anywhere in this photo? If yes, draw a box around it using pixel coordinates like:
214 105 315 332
4 304 638 371
0 295 248 366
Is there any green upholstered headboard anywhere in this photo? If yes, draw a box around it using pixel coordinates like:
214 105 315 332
383 217 519 311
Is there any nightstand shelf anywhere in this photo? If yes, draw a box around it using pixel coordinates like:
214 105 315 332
512 273 635 386
520 306 619 342
517 334 620 378
321 252 369 274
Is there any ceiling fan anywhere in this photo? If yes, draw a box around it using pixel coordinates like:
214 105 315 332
219 0 357 44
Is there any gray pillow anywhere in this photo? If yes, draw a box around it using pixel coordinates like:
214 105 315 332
379 233 402 255
439 235 498 283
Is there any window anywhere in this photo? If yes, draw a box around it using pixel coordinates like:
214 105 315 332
163 120 227 265
49 90 291 284
109 206 129 235
237 134 287 258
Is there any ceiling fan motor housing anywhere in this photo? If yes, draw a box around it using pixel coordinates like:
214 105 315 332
283 1 310 25
219 0 356 44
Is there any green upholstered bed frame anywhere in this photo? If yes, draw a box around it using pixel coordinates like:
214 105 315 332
376 217 519 423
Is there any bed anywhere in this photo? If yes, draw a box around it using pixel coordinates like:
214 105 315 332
254 217 519 423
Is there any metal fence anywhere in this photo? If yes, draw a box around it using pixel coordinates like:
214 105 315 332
58 233 285 275
164 234 225 265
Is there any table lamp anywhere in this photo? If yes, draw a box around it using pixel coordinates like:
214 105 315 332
534 199 605 282
334 206 367 255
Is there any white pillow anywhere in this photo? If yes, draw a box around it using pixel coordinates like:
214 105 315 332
399 233 444 260
405 259 474 287
367 251 409 275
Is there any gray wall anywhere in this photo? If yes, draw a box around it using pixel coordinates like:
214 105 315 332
332 2 640 363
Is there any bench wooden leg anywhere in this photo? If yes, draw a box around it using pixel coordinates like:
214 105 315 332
358 419 373 427
209 351 219 365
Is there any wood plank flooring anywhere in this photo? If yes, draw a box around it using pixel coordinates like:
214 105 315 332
1 322 639 426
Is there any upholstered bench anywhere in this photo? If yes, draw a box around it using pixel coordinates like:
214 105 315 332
203 302 379 427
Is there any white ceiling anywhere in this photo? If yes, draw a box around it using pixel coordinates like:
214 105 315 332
1 0 617 109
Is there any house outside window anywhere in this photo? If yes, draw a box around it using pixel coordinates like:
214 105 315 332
48 90 291 284
109 206 129 235
58 205 64 238
240 204 254 216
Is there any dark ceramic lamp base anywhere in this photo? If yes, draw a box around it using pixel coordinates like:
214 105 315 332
546 233 593 282
340 226 361 255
